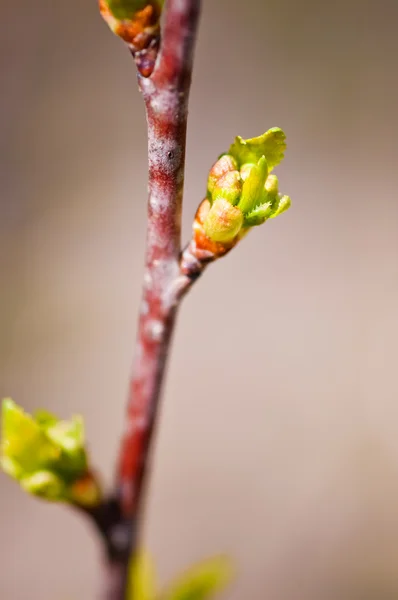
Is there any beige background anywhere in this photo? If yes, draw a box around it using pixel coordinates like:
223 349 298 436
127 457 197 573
1 0 398 598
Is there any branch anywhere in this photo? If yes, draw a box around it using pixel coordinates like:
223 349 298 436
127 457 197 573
98 1 203 598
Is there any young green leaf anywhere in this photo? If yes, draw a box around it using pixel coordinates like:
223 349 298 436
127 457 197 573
229 127 286 170
269 195 291 218
244 201 273 226
238 156 268 214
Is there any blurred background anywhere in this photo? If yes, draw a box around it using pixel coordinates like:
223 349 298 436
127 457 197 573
1 0 398 598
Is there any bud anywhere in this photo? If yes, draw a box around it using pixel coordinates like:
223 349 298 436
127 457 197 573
68 472 102 507
1 399 101 506
239 163 255 182
99 0 162 54
207 155 238 196
265 174 279 197
212 171 242 206
203 198 244 243
191 127 291 251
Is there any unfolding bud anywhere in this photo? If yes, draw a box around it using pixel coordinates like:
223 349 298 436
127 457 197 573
203 198 243 243
1 399 101 506
190 127 291 253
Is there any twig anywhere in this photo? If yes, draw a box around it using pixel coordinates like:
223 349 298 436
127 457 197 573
98 1 203 598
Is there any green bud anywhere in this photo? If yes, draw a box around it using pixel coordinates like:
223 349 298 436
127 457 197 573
238 156 268 214
200 127 291 247
212 171 242 206
203 198 243 243
207 155 238 196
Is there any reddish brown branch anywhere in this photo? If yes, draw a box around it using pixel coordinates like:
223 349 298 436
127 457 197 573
97 2 202 598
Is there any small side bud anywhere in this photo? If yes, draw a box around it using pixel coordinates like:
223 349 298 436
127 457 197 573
203 198 243 243
207 155 238 196
68 472 102 507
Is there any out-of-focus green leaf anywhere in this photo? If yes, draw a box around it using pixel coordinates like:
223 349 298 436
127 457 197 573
1 399 60 472
128 550 157 600
160 556 233 600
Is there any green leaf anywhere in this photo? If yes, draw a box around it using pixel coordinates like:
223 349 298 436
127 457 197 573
238 156 268 214
269 195 291 218
244 201 273 226
128 550 157 600
161 556 233 600
229 127 286 170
